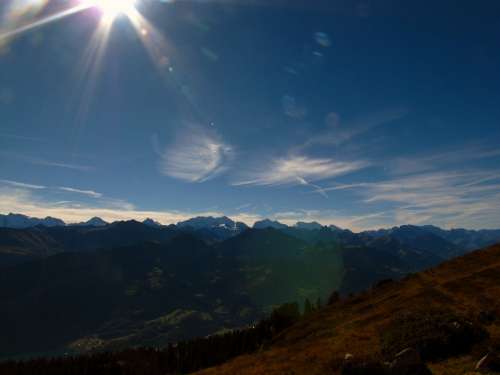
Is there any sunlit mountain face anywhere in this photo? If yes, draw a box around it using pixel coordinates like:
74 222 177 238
0 0 499 230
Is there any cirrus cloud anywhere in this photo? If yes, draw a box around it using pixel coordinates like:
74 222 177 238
233 155 368 187
0 179 46 190
58 186 103 198
160 126 233 183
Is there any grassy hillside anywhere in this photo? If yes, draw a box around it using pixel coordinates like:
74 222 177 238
197 243 500 375
0 227 64 267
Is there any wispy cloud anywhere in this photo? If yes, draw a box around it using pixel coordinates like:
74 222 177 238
321 169 500 229
0 179 103 199
1 151 94 171
58 186 103 198
30 159 93 171
233 108 403 197
233 155 367 187
160 126 233 183
0 179 46 190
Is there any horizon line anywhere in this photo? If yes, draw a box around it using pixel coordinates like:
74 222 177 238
1 211 499 233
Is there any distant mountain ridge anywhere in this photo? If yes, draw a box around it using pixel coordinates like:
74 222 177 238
2 212 500 246
0 213 65 229
365 224 500 252
177 216 247 230
1 213 500 270
177 216 249 241
0 221 178 267
253 219 288 230
70 217 108 227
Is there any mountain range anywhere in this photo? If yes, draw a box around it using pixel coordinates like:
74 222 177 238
1 213 500 360
2 212 500 253
0 213 65 229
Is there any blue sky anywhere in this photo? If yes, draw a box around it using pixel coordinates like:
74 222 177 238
1 0 500 230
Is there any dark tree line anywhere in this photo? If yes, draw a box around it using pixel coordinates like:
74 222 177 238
0 302 302 375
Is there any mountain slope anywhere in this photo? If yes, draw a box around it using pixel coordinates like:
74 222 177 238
0 217 181 265
43 220 179 252
0 221 180 268
218 228 344 309
0 234 259 357
0 227 65 267
198 243 500 375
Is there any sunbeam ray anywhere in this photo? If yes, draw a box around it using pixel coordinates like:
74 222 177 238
68 16 114 155
0 3 92 42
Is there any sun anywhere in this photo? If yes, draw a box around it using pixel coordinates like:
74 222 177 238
85 0 138 19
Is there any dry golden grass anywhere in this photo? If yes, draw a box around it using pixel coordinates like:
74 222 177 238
197 244 500 375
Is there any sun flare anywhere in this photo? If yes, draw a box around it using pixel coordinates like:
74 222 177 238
85 0 137 19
